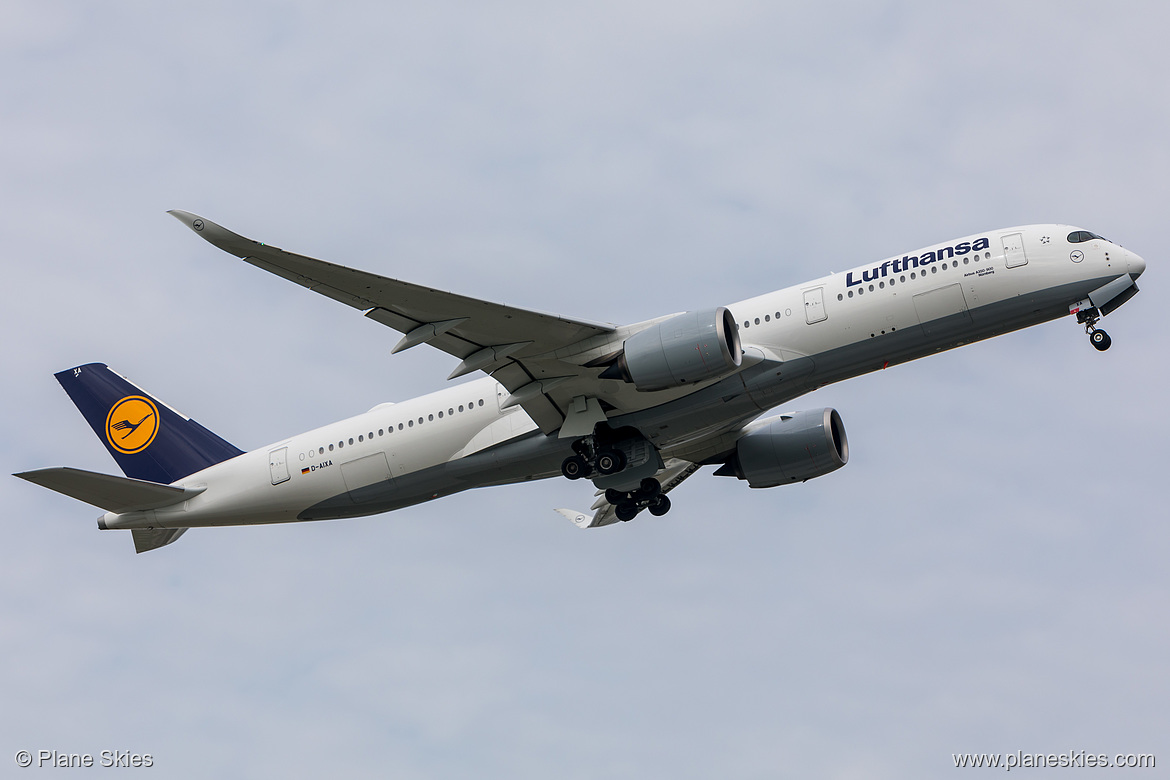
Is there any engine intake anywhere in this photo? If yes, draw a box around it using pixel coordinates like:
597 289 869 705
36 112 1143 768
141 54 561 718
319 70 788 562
602 307 742 392
717 408 849 488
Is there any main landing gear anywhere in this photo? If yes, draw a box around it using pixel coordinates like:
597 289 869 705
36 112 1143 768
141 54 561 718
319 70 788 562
560 437 627 480
1076 307 1111 352
606 478 670 522
560 427 673 522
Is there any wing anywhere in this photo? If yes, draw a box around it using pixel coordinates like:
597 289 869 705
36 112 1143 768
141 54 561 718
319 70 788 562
170 211 624 433
555 458 701 528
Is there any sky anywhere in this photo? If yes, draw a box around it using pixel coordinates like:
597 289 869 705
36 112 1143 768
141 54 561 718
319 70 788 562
2 2 1167 777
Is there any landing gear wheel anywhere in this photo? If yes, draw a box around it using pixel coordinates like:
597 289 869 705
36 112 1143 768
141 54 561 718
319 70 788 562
640 478 662 496
605 488 626 505
615 502 639 522
561 455 590 480
648 494 671 517
1090 329 1111 351
595 449 626 475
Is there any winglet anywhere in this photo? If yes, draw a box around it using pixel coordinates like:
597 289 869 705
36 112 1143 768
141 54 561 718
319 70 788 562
168 210 272 259
554 508 596 528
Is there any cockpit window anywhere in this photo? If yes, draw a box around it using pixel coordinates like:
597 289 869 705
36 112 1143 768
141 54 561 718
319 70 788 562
1067 230 1108 243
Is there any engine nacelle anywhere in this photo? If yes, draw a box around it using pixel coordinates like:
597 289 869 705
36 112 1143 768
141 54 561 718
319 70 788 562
717 408 849 488
602 307 742 392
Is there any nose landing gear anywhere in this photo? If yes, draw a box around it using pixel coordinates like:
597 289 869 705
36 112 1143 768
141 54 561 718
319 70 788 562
1089 328 1112 351
1076 306 1111 351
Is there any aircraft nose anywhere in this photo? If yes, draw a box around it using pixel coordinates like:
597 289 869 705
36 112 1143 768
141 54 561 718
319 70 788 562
1128 251 1146 279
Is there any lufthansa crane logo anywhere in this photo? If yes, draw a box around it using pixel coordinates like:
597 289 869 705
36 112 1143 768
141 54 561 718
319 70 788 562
105 396 160 454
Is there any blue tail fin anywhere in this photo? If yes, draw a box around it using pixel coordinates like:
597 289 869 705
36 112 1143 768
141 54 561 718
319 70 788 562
56 363 244 484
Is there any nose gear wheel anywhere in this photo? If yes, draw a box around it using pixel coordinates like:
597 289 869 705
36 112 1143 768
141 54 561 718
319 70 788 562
1076 307 1112 351
1089 327 1111 351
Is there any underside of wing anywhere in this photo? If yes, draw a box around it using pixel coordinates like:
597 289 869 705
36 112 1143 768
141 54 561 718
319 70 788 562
170 211 630 433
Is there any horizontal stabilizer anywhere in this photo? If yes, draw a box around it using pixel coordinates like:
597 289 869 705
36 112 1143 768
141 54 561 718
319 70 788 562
14 467 204 513
132 527 188 553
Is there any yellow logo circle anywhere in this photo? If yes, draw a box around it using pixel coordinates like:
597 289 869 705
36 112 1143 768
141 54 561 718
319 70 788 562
105 396 160 454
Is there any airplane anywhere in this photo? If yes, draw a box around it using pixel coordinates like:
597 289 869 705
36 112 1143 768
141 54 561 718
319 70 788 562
15 213 1145 552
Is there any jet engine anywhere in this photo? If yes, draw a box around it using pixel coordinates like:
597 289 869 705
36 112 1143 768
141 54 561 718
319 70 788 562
601 307 742 392
716 408 849 488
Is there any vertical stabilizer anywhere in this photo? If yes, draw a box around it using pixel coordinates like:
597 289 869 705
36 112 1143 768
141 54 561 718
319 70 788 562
55 363 244 484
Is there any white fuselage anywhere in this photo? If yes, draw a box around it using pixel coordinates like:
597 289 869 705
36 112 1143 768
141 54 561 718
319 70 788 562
100 225 1144 531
